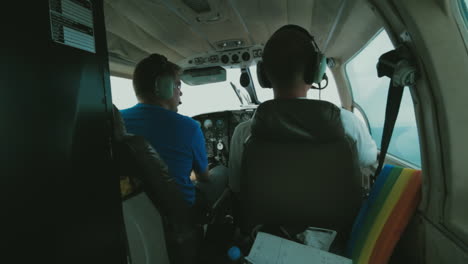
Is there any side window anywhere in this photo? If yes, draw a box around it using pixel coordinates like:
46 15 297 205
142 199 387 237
345 30 421 167
110 76 138 110
251 66 342 107
461 0 468 25
455 0 468 46
307 69 342 108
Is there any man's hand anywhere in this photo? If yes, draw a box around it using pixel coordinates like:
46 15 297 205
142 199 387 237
192 169 210 182
190 171 197 182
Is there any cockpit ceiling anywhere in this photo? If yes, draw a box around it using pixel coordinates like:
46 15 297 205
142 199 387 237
104 0 383 78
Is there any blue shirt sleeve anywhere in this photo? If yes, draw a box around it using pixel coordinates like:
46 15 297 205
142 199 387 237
192 125 208 173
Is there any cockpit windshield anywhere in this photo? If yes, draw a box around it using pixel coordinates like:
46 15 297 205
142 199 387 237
111 67 250 116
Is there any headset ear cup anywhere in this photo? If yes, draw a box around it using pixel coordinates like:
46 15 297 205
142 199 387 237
148 53 173 99
313 53 327 84
256 61 272 88
154 76 174 99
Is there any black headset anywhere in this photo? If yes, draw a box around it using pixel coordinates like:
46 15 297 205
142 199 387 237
256 25 327 88
147 54 176 100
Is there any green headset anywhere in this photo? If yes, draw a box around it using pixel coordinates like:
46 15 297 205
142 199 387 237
256 25 327 88
148 54 176 100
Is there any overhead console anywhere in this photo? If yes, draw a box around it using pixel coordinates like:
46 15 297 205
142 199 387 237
178 44 264 69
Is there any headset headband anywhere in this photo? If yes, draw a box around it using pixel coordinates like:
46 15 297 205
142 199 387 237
264 24 325 86
274 25 321 53
148 54 168 71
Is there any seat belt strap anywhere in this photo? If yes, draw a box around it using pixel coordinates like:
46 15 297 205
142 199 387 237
373 46 417 182
374 83 404 178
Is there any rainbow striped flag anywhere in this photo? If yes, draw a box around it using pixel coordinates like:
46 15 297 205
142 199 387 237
346 165 422 264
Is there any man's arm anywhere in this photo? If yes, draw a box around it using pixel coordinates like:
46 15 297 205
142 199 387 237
340 109 378 168
191 123 210 182
228 120 252 193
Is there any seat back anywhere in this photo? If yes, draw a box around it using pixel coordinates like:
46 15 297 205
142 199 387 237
239 99 362 246
346 165 422 264
123 193 170 264
113 106 199 264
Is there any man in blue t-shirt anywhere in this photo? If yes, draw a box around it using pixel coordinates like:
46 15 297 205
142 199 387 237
120 54 227 209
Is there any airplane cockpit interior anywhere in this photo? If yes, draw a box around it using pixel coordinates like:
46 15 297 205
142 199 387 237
1 0 468 263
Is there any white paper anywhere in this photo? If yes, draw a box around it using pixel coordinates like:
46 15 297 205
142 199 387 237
245 232 352 264
296 227 337 251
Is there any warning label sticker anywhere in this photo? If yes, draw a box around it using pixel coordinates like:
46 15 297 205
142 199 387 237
49 0 95 53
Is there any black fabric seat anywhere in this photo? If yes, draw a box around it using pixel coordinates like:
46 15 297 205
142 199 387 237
239 99 362 250
113 106 201 264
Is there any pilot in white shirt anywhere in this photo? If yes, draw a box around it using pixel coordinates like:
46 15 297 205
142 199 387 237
228 24 378 194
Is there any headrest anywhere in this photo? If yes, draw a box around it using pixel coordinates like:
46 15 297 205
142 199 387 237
250 99 345 143
113 105 127 140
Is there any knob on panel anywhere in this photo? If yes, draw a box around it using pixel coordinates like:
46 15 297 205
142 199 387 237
221 55 229 64
242 52 251 61
231 54 239 63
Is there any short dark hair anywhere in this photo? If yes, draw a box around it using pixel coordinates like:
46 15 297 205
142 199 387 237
262 26 318 88
133 54 181 100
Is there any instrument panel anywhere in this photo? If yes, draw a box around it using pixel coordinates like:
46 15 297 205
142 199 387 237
193 109 256 168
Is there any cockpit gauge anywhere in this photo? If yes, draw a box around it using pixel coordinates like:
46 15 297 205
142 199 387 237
217 141 224 150
204 130 213 139
204 119 213 129
216 119 224 128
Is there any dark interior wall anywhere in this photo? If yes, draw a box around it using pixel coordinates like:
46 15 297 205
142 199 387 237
0 1 125 263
